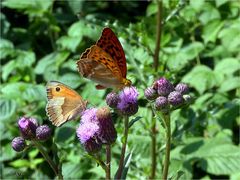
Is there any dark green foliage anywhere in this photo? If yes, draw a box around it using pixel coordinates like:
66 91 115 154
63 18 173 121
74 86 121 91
1 0 239 179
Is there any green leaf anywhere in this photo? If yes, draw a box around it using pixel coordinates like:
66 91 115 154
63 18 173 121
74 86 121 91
58 73 82 89
146 2 157 16
199 3 220 24
202 20 224 44
218 21 240 53
128 116 142 128
15 50 36 68
167 42 204 71
216 0 229 7
0 99 17 121
189 0 204 11
214 58 240 76
10 159 31 168
218 77 240 92
35 51 70 74
197 144 240 175
56 36 81 52
2 60 17 81
55 126 75 143
0 38 15 59
62 162 83 178
182 65 217 94
2 0 52 16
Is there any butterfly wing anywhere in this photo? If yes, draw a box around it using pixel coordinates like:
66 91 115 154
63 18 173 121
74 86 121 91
77 45 125 89
96 27 127 78
46 81 87 127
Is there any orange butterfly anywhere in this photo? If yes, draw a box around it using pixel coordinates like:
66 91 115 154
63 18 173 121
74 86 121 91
76 27 131 90
46 81 87 127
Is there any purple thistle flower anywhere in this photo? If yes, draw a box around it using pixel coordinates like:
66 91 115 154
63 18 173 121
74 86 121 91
11 137 26 152
168 91 184 106
81 108 98 124
153 77 174 96
175 83 189 95
155 96 169 113
36 125 51 141
117 86 139 116
144 87 158 100
18 117 38 140
96 107 117 145
77 109 102 153
106 92 120 108
76 121 101 153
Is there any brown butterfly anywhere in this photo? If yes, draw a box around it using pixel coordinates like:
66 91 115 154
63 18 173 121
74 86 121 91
76 27 131 90
46 81 87 127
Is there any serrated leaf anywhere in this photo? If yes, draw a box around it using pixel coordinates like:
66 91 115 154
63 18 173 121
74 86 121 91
197 144 240 175
182 65 217 94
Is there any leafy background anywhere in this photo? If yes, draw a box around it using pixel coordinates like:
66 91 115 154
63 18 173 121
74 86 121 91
1 0 240 179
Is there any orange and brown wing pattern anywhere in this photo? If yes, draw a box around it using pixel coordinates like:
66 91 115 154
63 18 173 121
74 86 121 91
96 28 127 78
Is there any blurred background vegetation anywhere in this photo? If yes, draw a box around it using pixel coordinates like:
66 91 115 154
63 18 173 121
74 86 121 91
1 0 240 179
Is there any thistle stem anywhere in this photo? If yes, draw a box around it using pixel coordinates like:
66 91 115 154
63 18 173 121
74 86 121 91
106 145 111 180
116 116 129 179
150 0 163 179
32 141 63 180
162 114 171 180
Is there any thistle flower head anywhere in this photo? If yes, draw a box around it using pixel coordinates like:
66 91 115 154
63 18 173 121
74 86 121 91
153 77 174 96
18 117 38 140
11 137 26 152
76 121 101 153
168 91 184 106
117 86 139 116
144 87 158 100
96 107 117 145
175 83 189 95
106 92 120 108
36 125 51 141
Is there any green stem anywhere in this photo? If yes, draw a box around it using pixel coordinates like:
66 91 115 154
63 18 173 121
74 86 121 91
153 0 163 72
162 114 171 180
106 145 111 180
32 141 63 180
116 116 129 179
92 154 107 172
150 0 163 179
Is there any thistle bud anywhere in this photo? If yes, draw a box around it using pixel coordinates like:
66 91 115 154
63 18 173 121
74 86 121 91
12 137 26 152
155 96 169 113
144 87 158 100
153 77 174 96
96 107 117 145
175 83 189 95
18 117 38 140
36 125 51 141
168 91 184 106
106 92 120 108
